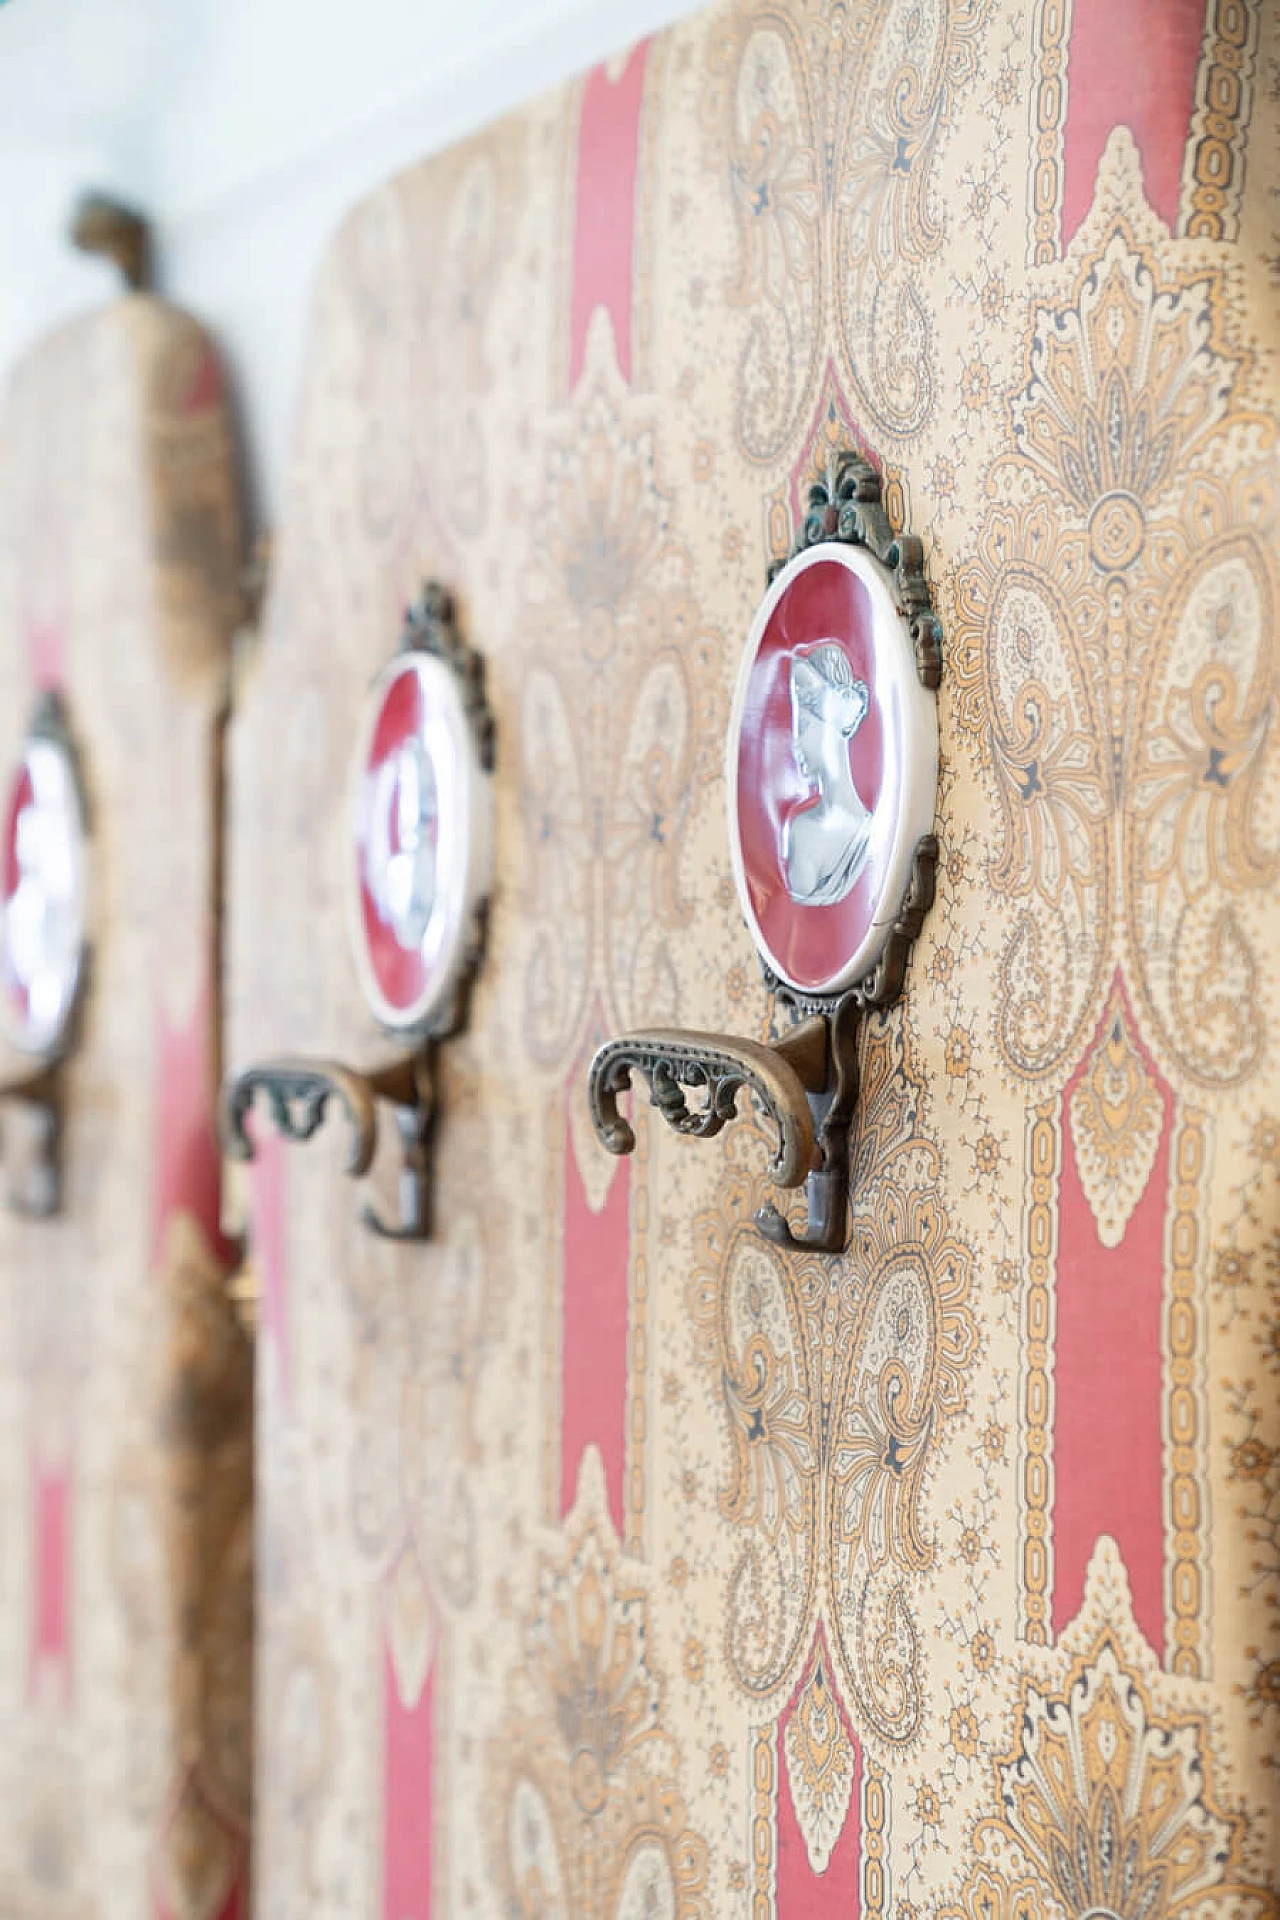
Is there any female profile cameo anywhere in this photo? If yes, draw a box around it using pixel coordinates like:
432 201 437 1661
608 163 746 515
1 697 88 1057
728 540 937 997
348 648 491 1034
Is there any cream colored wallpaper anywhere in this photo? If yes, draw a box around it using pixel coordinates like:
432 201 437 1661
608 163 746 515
0 299 250 1919
219 0 1277 1911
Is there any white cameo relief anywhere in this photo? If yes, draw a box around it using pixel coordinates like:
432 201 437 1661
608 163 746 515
367 736 439 951
4 744 82 1043
783 643 872 906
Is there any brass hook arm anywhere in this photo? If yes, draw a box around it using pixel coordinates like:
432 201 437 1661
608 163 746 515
588 1001 865 1257
755 997 862 1255
0 1061 62 1217
587 1019 826 1190
219 1050 435 1241
220 1057 379 1175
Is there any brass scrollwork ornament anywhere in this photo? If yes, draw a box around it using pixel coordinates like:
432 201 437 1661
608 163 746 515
588 452 939 1254
220 582 493 1241
0 691 91 1217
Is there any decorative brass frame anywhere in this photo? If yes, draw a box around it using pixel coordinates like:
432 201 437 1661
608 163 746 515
0 690 91 1219
219 582 493 1242
588 452 939 1255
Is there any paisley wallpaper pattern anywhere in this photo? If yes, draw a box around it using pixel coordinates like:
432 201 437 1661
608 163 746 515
0 302 250 1918
220 0 1273 1912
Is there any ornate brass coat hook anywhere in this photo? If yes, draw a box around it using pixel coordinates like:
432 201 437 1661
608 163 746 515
0 1060 61 1217
588 452 940 1255
221 1051 437 1242
219 583 493 1241
70 192 152 292
0 690 90 1218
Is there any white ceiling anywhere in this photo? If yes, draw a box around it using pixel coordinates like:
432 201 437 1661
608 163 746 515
0 0 694 218
0 0 699 518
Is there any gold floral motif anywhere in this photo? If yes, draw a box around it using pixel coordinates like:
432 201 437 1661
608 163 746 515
487 1457 710 1920
0 1740 94 1918
201 4 1280 1906
1009 232 1244 528
521 371 724 1074
703 0 991 453
782 1648 856 1873
689 1018 976 1750
110 1208 253 1908
1165 1110 1210 1680
1180 0 1260 244
384 1540 436 1711
1018 1105 1059 1646
152 1773 245 1920
1001 1642 1234 1907
944 1620 1272 1918
942 1545 1276 1919
256 1610 335 1914
1067 979 1165 1248
951 167 1278 1090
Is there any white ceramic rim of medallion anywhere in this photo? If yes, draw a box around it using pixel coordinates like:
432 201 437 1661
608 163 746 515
1 730 89 1059
725 539 938 997
345 649 492 1035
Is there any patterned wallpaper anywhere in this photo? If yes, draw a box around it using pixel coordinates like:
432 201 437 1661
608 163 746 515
0 301 250 1917
4 0 1275 1915
228 1 1278 1911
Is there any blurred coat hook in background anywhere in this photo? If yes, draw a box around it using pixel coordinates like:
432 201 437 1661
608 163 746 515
219 582 495 1242
70 190 153 291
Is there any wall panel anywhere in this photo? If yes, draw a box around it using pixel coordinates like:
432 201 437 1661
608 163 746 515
228 1 1279 1909
0 297 250 1919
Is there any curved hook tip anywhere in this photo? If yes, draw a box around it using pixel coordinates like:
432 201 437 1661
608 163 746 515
753 1197 847 1256
218 1085 257 1164
359 1198 429 1243
597 1116 636 1157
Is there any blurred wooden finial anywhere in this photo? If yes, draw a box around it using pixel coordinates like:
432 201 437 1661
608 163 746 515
69 192 152 292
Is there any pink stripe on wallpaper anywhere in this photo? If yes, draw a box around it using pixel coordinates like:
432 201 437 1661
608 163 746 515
1062 0 1205 243
567 43 650 391
1051 984 1172 1658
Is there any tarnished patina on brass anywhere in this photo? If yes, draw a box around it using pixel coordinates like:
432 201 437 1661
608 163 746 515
754 993 861 1254
773 449 941 691
589 1018 826 1190
401 579 496 776
220 1050 436 1242
587 450 939 1257
219 579 490 1243
588 1001 864 1256
0 1059 61 1217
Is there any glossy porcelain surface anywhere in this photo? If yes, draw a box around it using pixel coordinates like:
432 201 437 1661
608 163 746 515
348 649 490 1032
1 729 87 1055
728 542 937 995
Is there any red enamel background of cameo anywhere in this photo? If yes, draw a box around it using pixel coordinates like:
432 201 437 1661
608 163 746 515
1 761 37 1029
734 557 891 993
2 736 85 1052
354 661 435 1015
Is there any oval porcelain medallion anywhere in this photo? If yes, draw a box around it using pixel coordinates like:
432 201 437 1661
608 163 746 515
1 701 89 1057
727 541 938 998
347 647 492 1035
